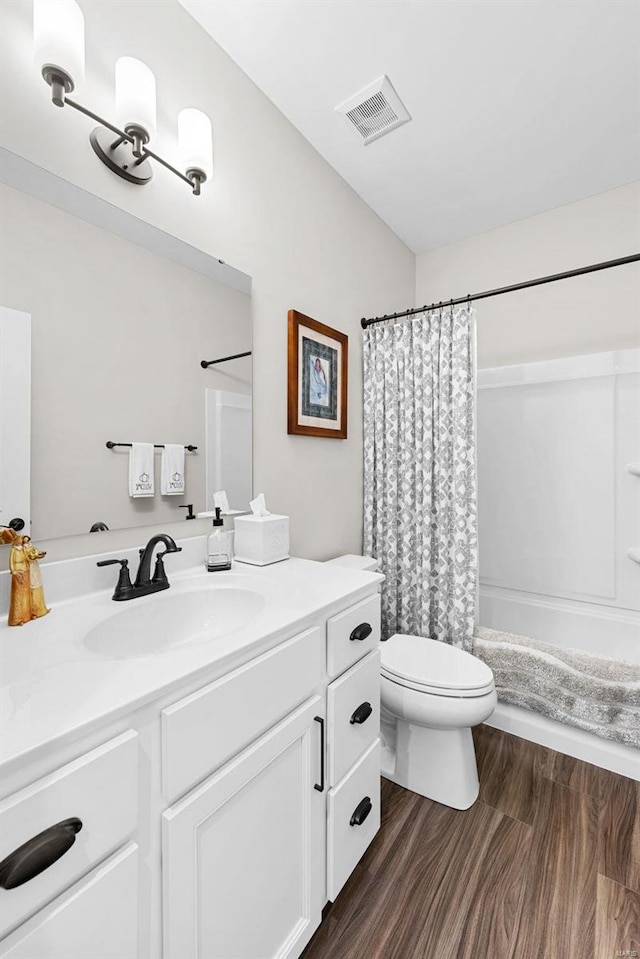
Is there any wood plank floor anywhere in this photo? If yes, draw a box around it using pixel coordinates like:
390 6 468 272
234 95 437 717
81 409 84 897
302 725 640 959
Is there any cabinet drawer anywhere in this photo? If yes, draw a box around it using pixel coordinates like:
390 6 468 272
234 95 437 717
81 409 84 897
327 594 381 678
162 626 323 802
0 731 138 939
327 739 380 901
328 651 380 786
0 843 138 959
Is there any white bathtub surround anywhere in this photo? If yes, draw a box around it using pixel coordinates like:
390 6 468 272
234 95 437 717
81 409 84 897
476 349 640 774
363 307 477 649
474 627 640 748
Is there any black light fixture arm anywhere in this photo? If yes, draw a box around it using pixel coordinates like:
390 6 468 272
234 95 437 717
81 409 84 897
48 81 203 195
360 254 640 329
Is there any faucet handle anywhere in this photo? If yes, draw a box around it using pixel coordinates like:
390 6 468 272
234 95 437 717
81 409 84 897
96 558 133 601
152 546 182 581
152 554 169 587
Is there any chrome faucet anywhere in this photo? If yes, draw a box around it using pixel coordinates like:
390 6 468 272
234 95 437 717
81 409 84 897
97 532 182 601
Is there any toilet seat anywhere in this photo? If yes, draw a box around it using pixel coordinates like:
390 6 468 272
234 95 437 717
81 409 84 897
381 670 495 699
381 633 495 699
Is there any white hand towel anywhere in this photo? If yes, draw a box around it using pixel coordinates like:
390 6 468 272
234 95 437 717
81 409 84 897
129 443 155 497
161 444 185 495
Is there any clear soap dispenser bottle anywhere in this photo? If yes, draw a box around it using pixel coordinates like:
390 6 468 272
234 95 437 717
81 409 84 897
206 508 232 571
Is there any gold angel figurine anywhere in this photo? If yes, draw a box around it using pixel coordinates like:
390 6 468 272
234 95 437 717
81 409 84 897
1 528 50 626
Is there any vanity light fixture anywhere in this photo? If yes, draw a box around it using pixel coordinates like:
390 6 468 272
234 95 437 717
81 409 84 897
33 0 213 195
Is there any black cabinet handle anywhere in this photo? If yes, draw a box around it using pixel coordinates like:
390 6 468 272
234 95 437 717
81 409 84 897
350 797 372 827
314 716 325 793
350 623 372 642
350 702 373 725
0 818 83 890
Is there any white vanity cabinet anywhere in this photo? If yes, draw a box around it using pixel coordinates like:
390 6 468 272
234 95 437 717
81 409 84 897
161 624 326 959
163 697 324 959
0 574 382 959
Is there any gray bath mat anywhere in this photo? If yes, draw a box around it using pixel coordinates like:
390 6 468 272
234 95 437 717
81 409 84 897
473 626 640 749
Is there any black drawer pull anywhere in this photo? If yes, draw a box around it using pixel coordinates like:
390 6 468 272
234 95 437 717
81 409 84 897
350 622 372 642
350 797 372 827
350 702 373 725
313 716 325 793
0 818 83 890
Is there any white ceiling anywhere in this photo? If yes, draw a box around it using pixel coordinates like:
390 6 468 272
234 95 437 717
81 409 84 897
179 0 640 253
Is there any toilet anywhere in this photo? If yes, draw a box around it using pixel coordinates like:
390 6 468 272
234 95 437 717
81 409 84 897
380 633 496 810
325 555 497 811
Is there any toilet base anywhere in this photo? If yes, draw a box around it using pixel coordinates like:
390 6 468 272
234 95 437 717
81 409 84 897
384 721 480 810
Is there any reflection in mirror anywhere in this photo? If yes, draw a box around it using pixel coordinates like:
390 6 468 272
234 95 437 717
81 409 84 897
0 307 31 534
0 182 252 540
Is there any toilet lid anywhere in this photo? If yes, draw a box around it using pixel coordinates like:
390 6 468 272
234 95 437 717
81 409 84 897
380 633 494 693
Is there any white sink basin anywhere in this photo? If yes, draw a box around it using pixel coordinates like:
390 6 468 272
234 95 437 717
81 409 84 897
83 586 266 659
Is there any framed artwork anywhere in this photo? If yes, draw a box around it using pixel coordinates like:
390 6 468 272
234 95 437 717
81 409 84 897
287 310 348 439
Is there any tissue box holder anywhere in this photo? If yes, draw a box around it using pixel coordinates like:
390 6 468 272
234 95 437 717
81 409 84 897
233 514 289 566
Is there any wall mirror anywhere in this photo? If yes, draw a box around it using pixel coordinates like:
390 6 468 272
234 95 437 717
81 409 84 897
0 150 252 541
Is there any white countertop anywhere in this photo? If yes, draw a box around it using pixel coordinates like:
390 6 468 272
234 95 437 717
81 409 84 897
0 556 383 773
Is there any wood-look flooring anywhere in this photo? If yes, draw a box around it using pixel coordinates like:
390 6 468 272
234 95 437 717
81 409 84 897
302 725 640 959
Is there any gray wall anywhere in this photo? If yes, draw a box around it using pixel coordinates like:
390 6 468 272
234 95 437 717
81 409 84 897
416 182 639 369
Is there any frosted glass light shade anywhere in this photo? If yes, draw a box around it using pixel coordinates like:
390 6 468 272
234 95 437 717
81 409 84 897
115 57 156 139
178 109 213 179
34 0 85 88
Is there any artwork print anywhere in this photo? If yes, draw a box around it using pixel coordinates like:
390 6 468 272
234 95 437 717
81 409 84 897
302 337 337 420
287 310 348 439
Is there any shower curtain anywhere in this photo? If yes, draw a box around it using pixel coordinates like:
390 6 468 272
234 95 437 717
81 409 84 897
363 307 477 650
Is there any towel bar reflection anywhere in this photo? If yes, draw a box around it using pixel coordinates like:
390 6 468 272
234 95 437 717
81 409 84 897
106 442 198 451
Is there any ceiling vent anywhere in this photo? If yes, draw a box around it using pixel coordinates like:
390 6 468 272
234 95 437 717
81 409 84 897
335 75 411 145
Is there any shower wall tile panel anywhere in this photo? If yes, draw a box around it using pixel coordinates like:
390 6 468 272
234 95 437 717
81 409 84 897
477 350 639 612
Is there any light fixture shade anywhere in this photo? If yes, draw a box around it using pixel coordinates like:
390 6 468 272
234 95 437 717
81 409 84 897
33 0 85 89
115 57 156 139
178 109 213 179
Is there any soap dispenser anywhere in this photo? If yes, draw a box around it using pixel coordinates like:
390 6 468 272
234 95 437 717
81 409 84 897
206 508 232 571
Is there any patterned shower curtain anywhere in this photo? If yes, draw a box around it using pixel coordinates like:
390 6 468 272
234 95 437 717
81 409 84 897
363 307 477 651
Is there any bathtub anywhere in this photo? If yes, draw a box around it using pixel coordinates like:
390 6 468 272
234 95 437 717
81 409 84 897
477 350 640 780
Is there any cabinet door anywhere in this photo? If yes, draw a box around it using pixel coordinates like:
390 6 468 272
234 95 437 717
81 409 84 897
0 844 138 959
163 697 324 959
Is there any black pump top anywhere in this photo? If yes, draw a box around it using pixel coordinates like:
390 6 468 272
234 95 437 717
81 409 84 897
212 507 224 527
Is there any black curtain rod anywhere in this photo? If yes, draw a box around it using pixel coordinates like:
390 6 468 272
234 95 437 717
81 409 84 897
360 254 640 329
200 351 252 368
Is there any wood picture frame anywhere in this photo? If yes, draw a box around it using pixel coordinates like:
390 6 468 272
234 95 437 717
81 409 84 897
287 310 348 439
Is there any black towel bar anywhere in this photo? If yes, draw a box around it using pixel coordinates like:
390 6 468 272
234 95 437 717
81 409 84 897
106 442 198 451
